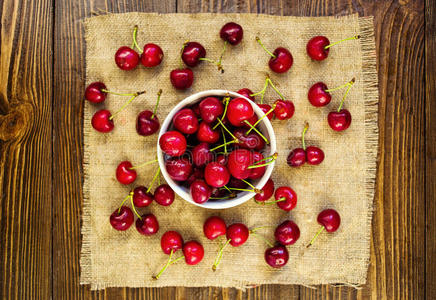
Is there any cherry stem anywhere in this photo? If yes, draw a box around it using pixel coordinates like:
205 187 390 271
212 238 231 271
256 36 276 58
132 25 143 53
129 192 142 219
243 120 269 144
151 89 162 119
302 122 309 150
216 118 237 141
255 197 286 205
228 187 259 193
198 57 224 73
245 103 277 135
337 78 355 112
324 35 360 50
130 159 158 170
101 89 142 97
267 78 285 100
109 91 146 120
241 179 261 193
220 127 228 154
153 249 174 280
212 97 230 130
250 225 275 233
247 152 278 169
146 167 161 193
306 226 325 248
118 193 131 214
250 77 269 104
180 40 189 69
250 231 274 248
210 139 238 152
223 185 232 193
325 78 355 93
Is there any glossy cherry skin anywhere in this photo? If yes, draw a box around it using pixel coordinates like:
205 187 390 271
204 162 230 188
116 161 137 185
136 110 160 136
254 178 275 202
183 241 205 265
159 131 187 157
307 36 330 61
133 186 153 207
308 82 331 107
85 82 107 103
327 109 352 131
91 109 114 133
197 122 220 144
275 186 297 211
173 108 199 134
220 22 243 45
233 128 265 151
248 152 266 179
110 206 134 231
165 158 192 182
236 88 255 101
182 42 206 67
287 148 306 167
269 47 293 73
141 43 163 67
192 143 213 167
226 223 249 247
306 146 324 165
227 98 254 127
274 220 300 245
264 245 289 268
318 209 341 232
170 68 194 90
186 167 204 186
227 149 253 180
115 46 140 70
199 97 224 124
274 100 295 120
257 103 274 120
154 184 175 206
203 216 227 240
161 231 184 254
216 154 228 165
190 179 211 204
136 213 159 235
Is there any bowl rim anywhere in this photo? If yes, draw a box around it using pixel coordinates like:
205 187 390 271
157 89 277 209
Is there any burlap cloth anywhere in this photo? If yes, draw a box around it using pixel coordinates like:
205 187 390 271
81 13 378 290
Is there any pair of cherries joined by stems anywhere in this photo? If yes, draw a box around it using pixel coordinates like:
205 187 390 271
287 122 324 167
254 178 297 212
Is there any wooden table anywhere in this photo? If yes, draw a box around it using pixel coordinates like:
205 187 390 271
0 0 433 299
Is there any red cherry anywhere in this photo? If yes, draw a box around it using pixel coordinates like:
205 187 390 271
199 97 224 124
254 178 275 202
186 167 204 186
226 223 249 247
197 122 220 144
308 82 331 107
257 103 274 120
274 186 297 211
327 109 352 131
264 245 289 268
216 154 228 165
192 143 213 167
274 220 300 245
165 158 192 182
248 152 266 179
182 42 206 67
228 176 248 189
140 43 163 67
183 241 205 265
190 179 211 204
220 22 243 45
274 100 294 120
233 128 265 151
115 46 140 70
116 161 137 185
161 231 184 254
236 88 255 101
318 209 341 232
227 149 253 180
136 213 159 235
136 110 160 136
159 131 187 157
243 114 258 128
287 148 306 167
227 97 254 127
85 82 107 103
306 146 324 165
203 216 227 240
154 184 175 206
269 47 293 73
110 206 134 231
132 186 153 207
170 68 194 90
307 36 330 61
91 109 114 133
173 108 199 134
204 162 230 188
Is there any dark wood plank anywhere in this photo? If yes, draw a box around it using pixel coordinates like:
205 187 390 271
0 0 53 299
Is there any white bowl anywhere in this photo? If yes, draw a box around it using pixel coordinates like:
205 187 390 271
157 90 277 209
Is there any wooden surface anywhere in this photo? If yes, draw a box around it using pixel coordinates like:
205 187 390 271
0 0 432 299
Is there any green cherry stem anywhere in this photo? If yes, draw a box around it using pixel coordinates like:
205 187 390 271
247 152 278 169
217 118 238 140
325 78 355 93
250 231 274 248
250 225 275 233
132 25 143 53
267 78 285 100
228 187 259 194
129 159 158 170
256 36 276 58
243 120 269 144
250 77 269 104
324 35 360 50
212 238 231 271
129 192 142 219
302 122 309 150
151 89 162 119
245 103 277 135
109 91 146 120
254 197 286 206
118 193 132 214
213 97 230 130
146 167 161 193
179 40 189 69
153 249 174 280
241 179 261 193
209 139 238 152
306 227 325 248
222 185 232 193
337 78 355 112
101 89 143 97
220 127 228 154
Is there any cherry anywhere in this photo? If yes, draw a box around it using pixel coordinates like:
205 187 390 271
228 176 248 189
287 123 324 167
116 161 137 185
182 241 205 265
204 162 230 188
192 143 213 167
227 97 254 127
132 186 153 207
173 108 199 134
159 131 187 157
216 154 228 165
115 46 140 70
243 114 258 128
110 206 134 231
328 109 352 131
190 179 211 204
91 109 114 133
186 167 204 186
165 158 192 182
141 43 163 67
197 122 220 144
227 149 253 180
274 100 294 120
256 37 293 73
161 231 184 255
287 148 306 167
274 220 300 245
308 82 331 107
136 89 162 136
170 68 194 90
264 245 289 268
182 42 206 67
154 184 175 206
274 186 297 211
307 209 341 248
136 213 159 235
236 88 255 101
226 223 249 247
248 152 266 179
254 178 275 202
220 22 243 45
203 216 227 240
85 82 107 103
307 35 360 61
306 146 324 165
257 103 274 120
199 97 224 123
233 128 265 151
